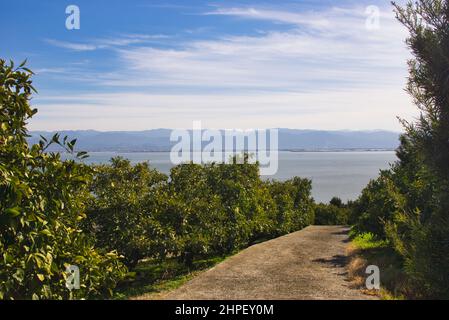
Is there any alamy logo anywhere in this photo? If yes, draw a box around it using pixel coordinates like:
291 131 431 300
170 121 279 175
66 265 80 290
65 5 80 30
365 265 380 290
365 5 380 30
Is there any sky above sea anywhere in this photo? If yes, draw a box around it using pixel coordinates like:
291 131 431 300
1 0 416 131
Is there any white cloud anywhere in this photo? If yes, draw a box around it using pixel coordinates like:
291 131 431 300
30 87 416 131
45 39 98 51
34 4 416 131
204 7 332 28
101 4 410 92
45 34 169 52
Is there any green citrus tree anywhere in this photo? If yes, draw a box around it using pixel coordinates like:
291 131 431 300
0 59 126 299
84 157 167 268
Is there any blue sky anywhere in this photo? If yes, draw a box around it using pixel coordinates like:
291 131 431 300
1 0 415 131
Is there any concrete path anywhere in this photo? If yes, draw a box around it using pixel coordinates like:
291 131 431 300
165 226 375 300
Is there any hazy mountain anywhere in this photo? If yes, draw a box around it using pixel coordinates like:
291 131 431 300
28 129 401 152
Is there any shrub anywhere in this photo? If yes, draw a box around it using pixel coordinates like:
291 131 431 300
84 157 167 268
268 178 315 234
153 163 226 265
329 197 343 208
81 153 315 271
351 232 389 250
315 203 349 225
350 170 398 238
206 160 277 249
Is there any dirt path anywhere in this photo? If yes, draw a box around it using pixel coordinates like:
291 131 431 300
165 226 375 300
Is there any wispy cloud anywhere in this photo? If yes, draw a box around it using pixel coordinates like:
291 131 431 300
44 39 98 51
204 7 331 28
99 4 409 92
32 87 414 131
45 34 170 52
33 3 415 131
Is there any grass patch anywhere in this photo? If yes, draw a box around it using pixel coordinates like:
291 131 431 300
348 232 409 300
351 232 389 250
114 255 230 300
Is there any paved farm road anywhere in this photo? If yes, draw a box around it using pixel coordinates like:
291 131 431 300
165 226 375 300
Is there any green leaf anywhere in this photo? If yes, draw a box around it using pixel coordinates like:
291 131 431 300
40 229 52 237
19 58 28 68
13 269 24 283
76 151 88 159
22 67 35 75
51 133 60 143
5 207 20 217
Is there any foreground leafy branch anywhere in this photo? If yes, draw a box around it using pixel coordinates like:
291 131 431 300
0 59 127 299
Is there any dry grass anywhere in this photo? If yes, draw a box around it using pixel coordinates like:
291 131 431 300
346 235 409 300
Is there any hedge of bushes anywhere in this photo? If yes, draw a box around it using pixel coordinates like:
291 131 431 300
314 197 350 226
84 158 315 269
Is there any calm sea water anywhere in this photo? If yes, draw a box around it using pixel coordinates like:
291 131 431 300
64 151 397 203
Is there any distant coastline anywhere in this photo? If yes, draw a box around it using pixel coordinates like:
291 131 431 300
29 129 401 153
61 149 396 153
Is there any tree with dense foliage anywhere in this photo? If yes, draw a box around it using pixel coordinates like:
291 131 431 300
329 197 343 208
385 0 449 298
314 196 350 226
84 157 167 268
0 60 126 299
350 170 397 238
151 160 314 264
352 0 449 298
82 154 315 270
268 178 315 234
315 203 349 226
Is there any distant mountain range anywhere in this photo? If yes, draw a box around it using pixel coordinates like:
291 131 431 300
28 129 401 152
